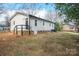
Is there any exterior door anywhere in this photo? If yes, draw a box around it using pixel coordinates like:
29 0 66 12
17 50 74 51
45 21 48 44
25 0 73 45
26 21 28 29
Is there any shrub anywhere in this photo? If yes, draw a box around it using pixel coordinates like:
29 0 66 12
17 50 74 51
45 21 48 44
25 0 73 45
55 22 63 31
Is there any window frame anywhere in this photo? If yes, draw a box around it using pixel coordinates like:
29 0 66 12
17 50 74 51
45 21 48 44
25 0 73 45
49 23 51 26
52 23 53 27
13 21 15 25
43 20 45 26
35 20 37 26
26 21 28 29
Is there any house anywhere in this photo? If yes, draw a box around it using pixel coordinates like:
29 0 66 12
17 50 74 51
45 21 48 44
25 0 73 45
10 12 55 35
63 24 75 32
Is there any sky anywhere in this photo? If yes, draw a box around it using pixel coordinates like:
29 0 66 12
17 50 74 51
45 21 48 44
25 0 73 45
2 3 55 12
0 3 57 22
0 3 64 25
0 3 56 18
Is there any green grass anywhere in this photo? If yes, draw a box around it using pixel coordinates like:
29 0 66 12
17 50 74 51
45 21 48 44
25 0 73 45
0 32 79 56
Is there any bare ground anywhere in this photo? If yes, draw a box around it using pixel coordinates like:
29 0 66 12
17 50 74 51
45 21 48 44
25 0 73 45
0 32 79 56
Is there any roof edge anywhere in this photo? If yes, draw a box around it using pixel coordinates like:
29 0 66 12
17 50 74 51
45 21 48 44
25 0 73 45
10 12 55 24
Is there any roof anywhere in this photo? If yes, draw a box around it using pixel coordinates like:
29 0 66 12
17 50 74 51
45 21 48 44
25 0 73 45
29 15 54 23
10 12 55 23
9 12 28 21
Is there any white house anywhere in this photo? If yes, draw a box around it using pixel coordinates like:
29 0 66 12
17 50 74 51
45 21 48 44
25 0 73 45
10 12 55 34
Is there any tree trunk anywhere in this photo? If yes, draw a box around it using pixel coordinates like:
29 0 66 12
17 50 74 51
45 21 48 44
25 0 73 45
74 19 79 32
77 28 79 32
75 25 79 32
74 23 78 32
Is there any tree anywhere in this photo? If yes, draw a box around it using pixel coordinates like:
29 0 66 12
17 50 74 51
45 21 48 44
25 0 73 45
45 11 53 21
18 3 41 15
0 3 11 27
0 3 5 14
55 3 79 32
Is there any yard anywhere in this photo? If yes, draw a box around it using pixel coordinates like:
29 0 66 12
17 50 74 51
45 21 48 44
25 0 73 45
0 32 79 56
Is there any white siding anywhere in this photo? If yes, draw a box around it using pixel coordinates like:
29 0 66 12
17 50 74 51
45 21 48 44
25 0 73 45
30 17 44 31
30 17 54 32
52 23 55 30
10 14 28 31
10 14 55 32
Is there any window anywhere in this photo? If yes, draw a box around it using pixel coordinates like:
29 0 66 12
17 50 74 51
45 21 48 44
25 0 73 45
25 18 28 20
26 21 28 26
26 21 28 29
43 21 44 26
13 21 15 25
52 24 54 27
49 23 51 26
35 20 37 26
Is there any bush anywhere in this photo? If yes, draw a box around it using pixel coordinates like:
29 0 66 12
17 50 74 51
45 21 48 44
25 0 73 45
55 22 63 31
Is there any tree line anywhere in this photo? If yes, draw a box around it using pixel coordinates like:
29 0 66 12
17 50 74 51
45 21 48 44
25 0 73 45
55 3 79 32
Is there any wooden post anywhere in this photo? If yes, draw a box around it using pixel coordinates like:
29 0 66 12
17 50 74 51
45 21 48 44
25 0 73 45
28 16 31 35
14 26 15 34
28 25 30 35
16 26 18 35
21 26 23 36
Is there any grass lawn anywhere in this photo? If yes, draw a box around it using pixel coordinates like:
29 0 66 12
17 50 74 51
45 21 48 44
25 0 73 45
0 32 79 56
